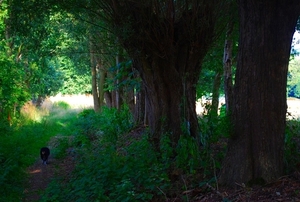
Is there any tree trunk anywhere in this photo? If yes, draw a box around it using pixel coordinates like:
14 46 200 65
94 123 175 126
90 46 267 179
133 61 146 125
101 0 224 149
139 86 146 124
210 71 222 118
219 0 300 186
138 54 202 149
89 39 100 112
97 62 106 111
115 55 120 110
223 22 234 114
104 91 112 108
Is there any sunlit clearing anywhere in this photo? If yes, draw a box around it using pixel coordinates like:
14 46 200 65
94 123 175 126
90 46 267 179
44 93 93 110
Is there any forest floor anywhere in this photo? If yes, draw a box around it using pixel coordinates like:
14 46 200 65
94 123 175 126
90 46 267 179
189 173 300 201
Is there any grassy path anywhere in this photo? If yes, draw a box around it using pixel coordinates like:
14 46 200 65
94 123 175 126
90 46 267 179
21 106 81 201
22 136 76 201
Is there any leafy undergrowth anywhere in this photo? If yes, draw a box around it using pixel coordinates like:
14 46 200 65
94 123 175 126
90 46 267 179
41 107 168 201
8 102 300 201
34 106 300 201
28 114 300 202
38 106 227 201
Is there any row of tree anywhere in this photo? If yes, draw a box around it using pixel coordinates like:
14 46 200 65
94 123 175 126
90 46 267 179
1 0 300 186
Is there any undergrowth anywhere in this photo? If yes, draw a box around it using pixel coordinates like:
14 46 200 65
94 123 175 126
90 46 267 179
41 105 232 201
2 99 299 201
42 106 171 201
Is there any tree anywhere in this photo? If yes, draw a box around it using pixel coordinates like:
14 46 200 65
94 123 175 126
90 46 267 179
219 0 300 186
0 0 31 122
3 0 66 104
91 0 230 149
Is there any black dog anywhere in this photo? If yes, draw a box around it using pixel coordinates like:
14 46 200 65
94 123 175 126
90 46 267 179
40 147 50 165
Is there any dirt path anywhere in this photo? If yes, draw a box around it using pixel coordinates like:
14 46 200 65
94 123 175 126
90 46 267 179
23 146 75 201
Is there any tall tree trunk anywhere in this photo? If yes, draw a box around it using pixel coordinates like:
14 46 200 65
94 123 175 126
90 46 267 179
138 54 202 149
104 91 112 108
210 71 222 118
97 59 107 112
115 55 120 110
134 86 145 124
89 41 100 112
97 63 106 111
219 1 300 186
223 22 234 114
133 60 146 125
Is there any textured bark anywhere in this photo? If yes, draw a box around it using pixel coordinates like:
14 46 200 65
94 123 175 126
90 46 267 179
223 22 234 114
115 55 120 110
219 0 300 186
104 91 112 108
97 63 106 111
210 71 222 117
89 40 100 112
134 89 145 124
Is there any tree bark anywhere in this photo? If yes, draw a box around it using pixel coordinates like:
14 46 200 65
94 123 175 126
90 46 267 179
104 91 112 108
210 71 222 118
139 86 146 124
89 40 100 112
115 55 120 110
138 52 203 149
219 0 300 186
97 63 106 111
223 22 234 114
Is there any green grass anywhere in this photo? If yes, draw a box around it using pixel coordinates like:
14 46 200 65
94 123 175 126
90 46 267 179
0 101 80 201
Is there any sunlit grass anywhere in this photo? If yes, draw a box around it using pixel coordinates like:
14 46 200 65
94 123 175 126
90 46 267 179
20 102 49 122
0 95 92 202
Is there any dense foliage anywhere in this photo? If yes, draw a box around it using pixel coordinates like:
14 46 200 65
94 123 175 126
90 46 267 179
287 57 300 98
0 0 92 124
